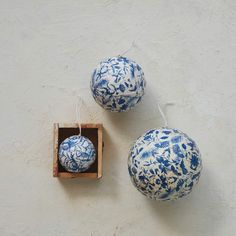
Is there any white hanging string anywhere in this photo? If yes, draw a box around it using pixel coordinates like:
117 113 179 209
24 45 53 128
156 101 175 127
157 102 168 127
117 40 136 58
75 96 82 136
117 43 171 128
148 89 169 128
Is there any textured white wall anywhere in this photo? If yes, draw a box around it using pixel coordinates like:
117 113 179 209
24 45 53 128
0 0 236 235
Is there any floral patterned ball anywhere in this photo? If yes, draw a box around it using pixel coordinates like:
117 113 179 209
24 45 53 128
59 135 96 173
90 56 146 112
128 128 202 201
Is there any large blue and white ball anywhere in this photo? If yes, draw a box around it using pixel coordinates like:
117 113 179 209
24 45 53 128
128 128 202 201
90 56 146 112
59 135 96 173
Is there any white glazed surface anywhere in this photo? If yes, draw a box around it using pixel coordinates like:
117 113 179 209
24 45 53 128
0 1 235 236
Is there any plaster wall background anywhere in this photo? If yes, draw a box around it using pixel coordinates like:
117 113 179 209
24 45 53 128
0 0 236 235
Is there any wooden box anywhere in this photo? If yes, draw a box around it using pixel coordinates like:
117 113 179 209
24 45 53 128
53 123 103 178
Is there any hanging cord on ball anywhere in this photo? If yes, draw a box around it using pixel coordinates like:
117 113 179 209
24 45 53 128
75 96 82 136
157 102 168 127
156 101 175 128
117 40 136 58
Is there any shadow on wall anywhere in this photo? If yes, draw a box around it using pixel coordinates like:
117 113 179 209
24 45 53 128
146 166 226 236
57 127 120 200
104 87 166 140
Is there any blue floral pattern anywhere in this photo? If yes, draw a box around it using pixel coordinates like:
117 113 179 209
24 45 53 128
90 56 146 112
128 128 202 201
59 135 96 173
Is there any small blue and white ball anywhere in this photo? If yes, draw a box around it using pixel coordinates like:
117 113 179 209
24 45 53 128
59 135 96 173
90 56 146 112
128 128 202 201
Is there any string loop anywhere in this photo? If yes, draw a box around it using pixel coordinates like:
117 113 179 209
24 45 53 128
157 102 168 127
75 96 82 136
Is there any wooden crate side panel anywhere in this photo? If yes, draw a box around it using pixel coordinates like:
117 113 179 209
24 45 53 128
97 125 103 178
53 123 59 177
58 123 102 129
58 172 98 178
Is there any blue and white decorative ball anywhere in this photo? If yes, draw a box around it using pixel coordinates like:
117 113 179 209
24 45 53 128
90 56 146 112
128 128 202 201
59 135 96 173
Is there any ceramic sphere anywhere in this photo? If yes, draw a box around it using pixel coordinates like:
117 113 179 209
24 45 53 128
128 128 202 201
59 135 96 173
90 56 146 112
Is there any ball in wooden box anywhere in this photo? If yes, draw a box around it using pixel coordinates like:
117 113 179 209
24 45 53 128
53 123 103 179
